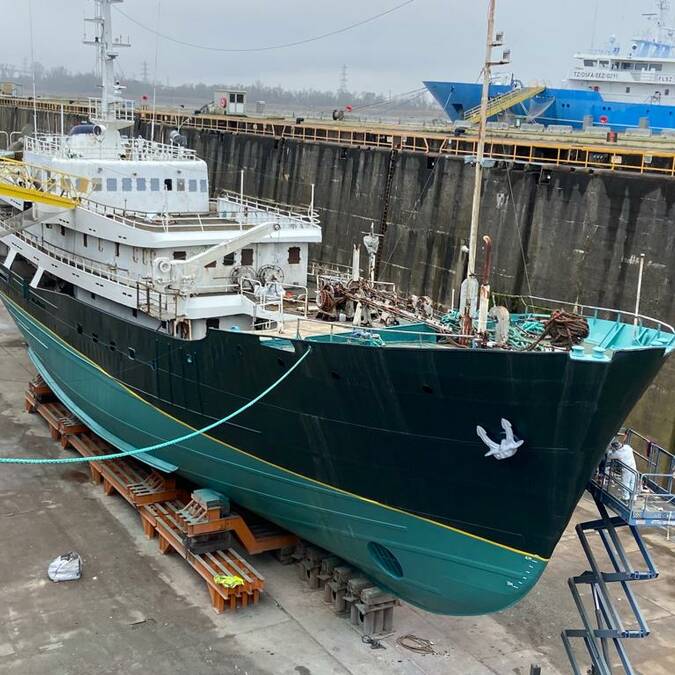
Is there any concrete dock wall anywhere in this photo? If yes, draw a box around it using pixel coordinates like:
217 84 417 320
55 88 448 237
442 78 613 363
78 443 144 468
1 107 673 446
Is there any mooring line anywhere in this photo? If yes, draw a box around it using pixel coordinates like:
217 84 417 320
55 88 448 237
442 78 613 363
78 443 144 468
0 347 311 465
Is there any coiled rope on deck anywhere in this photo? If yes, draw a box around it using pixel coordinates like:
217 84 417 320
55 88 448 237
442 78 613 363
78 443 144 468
0 347 311 465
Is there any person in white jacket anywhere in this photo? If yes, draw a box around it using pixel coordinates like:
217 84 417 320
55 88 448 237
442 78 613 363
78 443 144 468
606 439 638 500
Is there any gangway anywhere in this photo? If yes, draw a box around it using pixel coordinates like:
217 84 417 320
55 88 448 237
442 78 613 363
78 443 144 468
464 85 547 124
562 429 675 675
0 157 91 237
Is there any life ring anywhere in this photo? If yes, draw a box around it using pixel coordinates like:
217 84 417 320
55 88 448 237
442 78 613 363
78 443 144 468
157 258 171 274
599 115 609 125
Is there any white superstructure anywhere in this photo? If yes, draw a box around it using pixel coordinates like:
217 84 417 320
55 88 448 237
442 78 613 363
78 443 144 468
568 0 675 104
0 0 321 340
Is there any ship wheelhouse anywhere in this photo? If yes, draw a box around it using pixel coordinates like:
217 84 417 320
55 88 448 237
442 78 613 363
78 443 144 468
568 37 675 105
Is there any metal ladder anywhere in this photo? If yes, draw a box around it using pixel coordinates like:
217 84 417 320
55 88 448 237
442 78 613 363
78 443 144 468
562 430 675 674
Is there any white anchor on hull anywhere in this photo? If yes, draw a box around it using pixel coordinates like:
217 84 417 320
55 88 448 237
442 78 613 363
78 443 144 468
476 418 524 460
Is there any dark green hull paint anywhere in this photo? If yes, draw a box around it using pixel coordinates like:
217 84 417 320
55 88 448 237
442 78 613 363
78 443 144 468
0 271 668 615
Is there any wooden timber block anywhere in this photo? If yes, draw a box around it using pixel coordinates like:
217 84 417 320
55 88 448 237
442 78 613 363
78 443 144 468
28 375 54 401
24 390 38 413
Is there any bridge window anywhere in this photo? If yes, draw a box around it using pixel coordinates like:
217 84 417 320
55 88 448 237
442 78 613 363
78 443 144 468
150 178 160 192
83 233 88 247
92 178 102 192
200 179 208 193
241 248 253 266
122 178 132 192
598 60 609 68
106 178 117 191
77 178 89 192
61 226 66 236
288 246 301 264
626 87 631 93
136 178 146 191
584 60 595 67
115 242 120 257
223 253 235 266
173 251 186 261
188 179 197 192
666 89 671 96
176 178 185 192
164 178 173 191
206 318 220 329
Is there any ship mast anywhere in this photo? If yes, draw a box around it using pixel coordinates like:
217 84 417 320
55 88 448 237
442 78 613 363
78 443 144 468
83 0 130 126
466 0 495 283
463 0 508 327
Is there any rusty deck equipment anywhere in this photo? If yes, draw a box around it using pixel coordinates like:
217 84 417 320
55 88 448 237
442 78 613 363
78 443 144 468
23 375 299 613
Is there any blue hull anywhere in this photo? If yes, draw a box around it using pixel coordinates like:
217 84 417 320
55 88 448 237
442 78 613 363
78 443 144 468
424 80 675 132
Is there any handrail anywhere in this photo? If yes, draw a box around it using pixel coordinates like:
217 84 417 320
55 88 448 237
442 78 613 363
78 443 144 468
24 133 197 162
519 294 675 335
220 189 320 226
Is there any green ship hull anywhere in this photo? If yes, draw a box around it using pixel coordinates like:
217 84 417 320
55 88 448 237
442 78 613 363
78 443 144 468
1 270 671 616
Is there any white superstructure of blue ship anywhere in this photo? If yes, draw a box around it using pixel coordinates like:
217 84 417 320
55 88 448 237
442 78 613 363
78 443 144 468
426 0 675 132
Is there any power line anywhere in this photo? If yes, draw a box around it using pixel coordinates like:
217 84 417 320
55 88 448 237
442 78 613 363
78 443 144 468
114 1 415 53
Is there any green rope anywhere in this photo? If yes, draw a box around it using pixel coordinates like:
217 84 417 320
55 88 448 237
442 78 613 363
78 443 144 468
0 347 312 465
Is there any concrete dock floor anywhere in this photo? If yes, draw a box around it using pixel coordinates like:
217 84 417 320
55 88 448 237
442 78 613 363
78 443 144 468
1 304 673 675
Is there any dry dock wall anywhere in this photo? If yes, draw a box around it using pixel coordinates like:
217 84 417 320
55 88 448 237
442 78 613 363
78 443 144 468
1 106 673 446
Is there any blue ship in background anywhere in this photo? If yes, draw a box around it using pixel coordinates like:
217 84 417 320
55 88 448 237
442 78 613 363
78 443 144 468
425 1 675 133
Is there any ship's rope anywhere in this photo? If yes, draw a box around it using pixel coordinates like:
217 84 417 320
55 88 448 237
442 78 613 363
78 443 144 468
522 310 589 351
0 347 311 465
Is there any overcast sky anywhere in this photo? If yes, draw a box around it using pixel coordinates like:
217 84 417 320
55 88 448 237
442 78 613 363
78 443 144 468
2 0 658 94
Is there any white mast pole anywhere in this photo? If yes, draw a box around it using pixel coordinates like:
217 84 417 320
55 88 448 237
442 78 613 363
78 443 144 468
467 0 496 281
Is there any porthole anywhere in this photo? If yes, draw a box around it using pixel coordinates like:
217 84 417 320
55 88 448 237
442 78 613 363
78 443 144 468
331 371 341 380
368 542 403 578
421 384 433 394
128 347 136 360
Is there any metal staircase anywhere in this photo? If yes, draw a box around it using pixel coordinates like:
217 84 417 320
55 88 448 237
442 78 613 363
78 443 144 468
464 85 547 124
562 430 675 674
0 157 87 210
